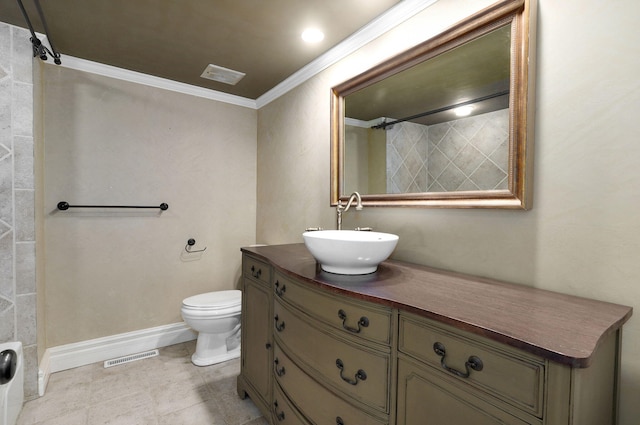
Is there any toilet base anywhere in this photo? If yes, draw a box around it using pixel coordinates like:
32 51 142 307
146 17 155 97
191 346 240 367
190 326 241 367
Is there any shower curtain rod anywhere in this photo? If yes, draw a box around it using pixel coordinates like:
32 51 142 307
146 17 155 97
371 90 510 130
16 0 62 64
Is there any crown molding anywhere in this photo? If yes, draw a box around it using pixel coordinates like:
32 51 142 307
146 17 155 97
51 55 257 109
37 0 438 110
255 0 439 108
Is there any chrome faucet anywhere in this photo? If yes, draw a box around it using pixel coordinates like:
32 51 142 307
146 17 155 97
336 192 363 230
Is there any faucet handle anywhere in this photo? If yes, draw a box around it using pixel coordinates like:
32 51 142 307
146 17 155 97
355 227 373 231
305 227 323 232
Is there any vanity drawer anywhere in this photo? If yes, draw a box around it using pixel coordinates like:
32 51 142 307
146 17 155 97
399 313 545 417
397 356 540 425
274 299 391 413
274 343 387 425
243 254 271 286
273 383 311 425
274 271 392 345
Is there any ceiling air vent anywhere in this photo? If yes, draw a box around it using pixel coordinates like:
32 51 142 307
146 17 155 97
200 64 246 85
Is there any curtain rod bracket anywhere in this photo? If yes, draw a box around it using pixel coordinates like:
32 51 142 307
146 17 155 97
16 0 62 65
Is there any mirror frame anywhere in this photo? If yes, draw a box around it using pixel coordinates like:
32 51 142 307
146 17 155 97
331 0 536 209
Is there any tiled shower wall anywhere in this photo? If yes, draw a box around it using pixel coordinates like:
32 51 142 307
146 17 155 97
386 109 509 193
0 23 38 399
386 121 429 193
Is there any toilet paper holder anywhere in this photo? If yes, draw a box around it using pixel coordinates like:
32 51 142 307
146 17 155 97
185 238 207 253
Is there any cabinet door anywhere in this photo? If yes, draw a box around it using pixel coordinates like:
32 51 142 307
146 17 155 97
397 357 538 425
242 278 272 401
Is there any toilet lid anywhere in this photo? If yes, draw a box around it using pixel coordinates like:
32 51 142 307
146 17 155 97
183 290 241 309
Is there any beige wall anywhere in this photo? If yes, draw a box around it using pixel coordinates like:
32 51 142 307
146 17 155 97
256 0 640 423
42 67 257 346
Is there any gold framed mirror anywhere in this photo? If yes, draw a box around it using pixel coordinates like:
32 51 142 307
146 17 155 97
331 0 536 208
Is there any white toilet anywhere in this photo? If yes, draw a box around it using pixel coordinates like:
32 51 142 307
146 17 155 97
181 289 242 366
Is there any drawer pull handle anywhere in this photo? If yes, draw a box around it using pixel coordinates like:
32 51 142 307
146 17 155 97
273 400 285 421
336 417 345 425
433 342 484 378
336 358 367 385
274 358 286 377
250 265 262 279
338 309 369 333
275 280 286 297
274 315 286 332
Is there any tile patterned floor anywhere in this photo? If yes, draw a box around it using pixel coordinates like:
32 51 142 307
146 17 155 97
17 341 269 425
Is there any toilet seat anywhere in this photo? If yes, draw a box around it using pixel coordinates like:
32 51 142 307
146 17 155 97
182 290 241 311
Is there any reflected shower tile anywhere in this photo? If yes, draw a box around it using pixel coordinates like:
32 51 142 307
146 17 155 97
452 144 485 176
391 163 414 193
495 176 508 190
391 126 415 159
470 160 507 189
471 119 508 156
426 147 449 179
438 127 468 160
404 146 423 177
457 178 480 191
452 114 484 140
386 144 401 176
437 164 467 191
429 122 450 144
415 165 428 193
490 140 509 172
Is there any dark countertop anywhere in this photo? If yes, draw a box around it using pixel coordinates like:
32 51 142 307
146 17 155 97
242 243 633 368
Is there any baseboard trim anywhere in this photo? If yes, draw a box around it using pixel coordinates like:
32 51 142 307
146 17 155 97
38 322 196 395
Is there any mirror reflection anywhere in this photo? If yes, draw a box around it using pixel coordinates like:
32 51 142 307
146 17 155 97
344 24 511 195
331 0 536 209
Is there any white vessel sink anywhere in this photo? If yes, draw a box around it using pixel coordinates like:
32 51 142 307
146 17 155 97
302 230 399 275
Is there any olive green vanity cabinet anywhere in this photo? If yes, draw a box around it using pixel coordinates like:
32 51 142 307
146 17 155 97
238 244 632 425
272 270 395 425
396 312 622 425
237 254 273 418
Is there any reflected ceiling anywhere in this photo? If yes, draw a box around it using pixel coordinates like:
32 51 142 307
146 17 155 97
0 0 401 99
345 24 511 126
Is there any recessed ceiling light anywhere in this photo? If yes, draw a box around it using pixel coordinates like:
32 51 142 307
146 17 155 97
454 105 474 117
301 28 325 43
